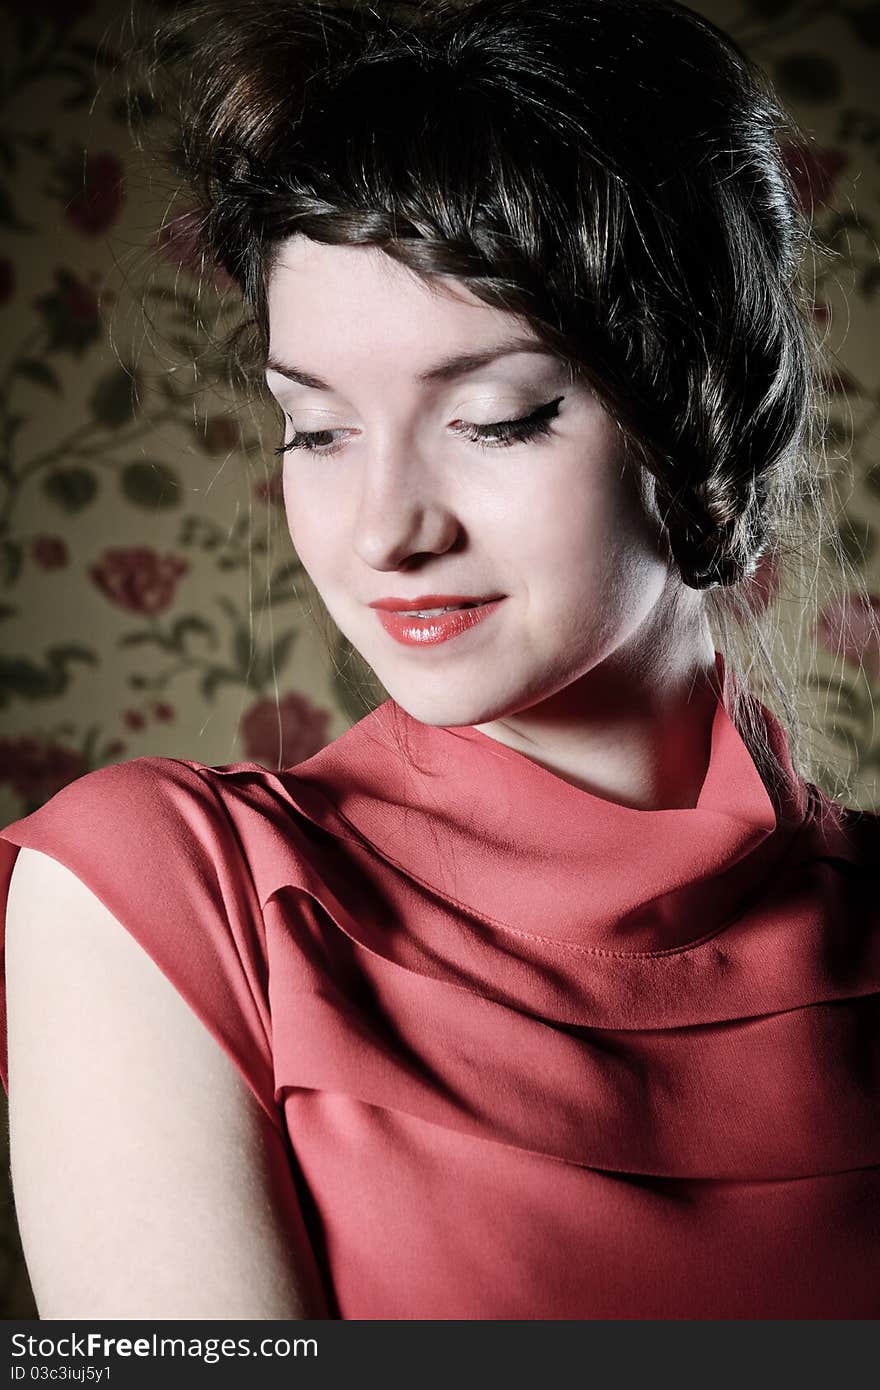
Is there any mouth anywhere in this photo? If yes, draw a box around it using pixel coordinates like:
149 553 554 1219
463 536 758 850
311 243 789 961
368 593 503 614
370 596 505 648
385 602 484 617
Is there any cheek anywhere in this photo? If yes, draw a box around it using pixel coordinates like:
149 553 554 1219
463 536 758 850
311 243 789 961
508 459 626 578
282 469 334 580
510 446 667 615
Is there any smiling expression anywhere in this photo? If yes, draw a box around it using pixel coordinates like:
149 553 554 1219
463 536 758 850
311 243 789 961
265 237 678 727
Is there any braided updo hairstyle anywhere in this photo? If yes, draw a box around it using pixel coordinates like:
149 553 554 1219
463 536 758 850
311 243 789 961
135 0 871 804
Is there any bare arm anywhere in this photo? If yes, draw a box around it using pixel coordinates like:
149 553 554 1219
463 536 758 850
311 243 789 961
5 846 330 1320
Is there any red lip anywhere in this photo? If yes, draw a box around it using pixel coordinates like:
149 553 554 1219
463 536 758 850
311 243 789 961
372 598 505 647
368 593 499 611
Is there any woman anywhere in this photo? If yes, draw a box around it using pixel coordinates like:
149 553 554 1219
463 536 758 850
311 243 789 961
1 0 878 1320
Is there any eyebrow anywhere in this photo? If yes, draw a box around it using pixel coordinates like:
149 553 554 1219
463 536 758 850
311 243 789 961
264 336 560 391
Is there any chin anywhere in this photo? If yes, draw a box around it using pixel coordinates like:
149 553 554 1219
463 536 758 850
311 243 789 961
375 660 549 729
375 678 507 729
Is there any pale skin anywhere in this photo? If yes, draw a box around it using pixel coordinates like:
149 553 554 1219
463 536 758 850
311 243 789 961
267 238 719 813
6 848 330 1319
6 237 719 1318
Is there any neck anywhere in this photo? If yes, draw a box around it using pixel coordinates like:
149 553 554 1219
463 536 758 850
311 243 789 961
471 604 720 812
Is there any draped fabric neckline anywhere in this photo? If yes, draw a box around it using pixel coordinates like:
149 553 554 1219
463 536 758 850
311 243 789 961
263 650 812 955
176 649 878 1207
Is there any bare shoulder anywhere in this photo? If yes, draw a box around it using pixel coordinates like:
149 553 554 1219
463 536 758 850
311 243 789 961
5 847 329 1320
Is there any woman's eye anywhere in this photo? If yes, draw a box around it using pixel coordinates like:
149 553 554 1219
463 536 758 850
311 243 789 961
273 395 565 458
451 395 565 450
274 427 348 458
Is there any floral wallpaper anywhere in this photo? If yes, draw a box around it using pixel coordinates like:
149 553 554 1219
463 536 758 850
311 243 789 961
0 0 878 1318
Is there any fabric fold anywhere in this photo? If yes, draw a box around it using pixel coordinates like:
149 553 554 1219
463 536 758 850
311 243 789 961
2 647 878 1317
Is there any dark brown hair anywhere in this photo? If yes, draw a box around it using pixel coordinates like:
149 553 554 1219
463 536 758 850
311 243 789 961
132 0 876 805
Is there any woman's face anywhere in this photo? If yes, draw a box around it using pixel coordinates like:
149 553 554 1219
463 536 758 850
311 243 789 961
266 236 677 727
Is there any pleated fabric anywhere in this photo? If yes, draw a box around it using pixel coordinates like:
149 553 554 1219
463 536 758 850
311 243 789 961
1 651 878 1318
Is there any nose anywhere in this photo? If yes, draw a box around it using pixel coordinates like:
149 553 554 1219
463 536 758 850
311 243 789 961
351 441 462 572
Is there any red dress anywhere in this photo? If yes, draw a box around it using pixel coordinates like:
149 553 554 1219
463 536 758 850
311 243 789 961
1 655 878 1318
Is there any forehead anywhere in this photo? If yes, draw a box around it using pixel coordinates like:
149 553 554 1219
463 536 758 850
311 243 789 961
266 235 536 365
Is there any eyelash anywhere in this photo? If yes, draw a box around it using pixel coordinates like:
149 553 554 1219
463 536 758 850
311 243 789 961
273 395 565 458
